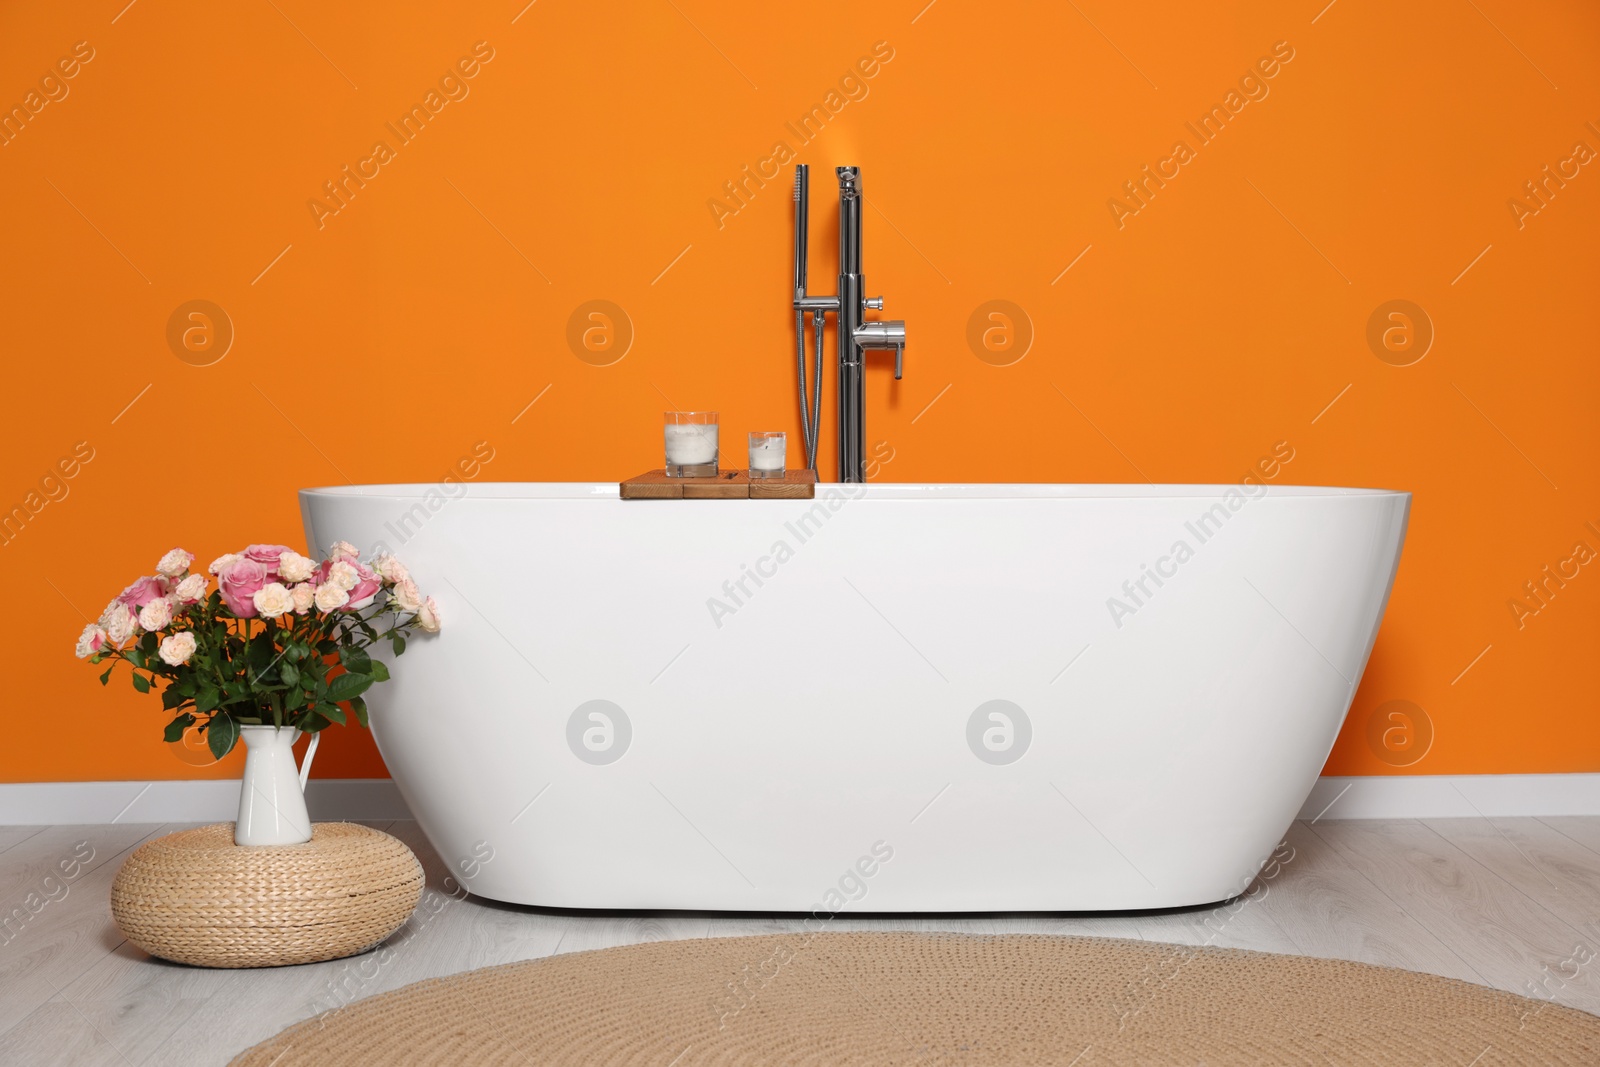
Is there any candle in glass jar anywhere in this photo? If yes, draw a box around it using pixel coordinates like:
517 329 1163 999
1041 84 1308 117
748 431 786 475
664 423 717 465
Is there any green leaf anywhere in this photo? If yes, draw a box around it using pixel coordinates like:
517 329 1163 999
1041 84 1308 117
163 713 195 743
131 672 150 694
196 686 220 714
368 660 390 683
318 702 347 725
392 633 406 656
340 646 372 675
326 672 373 703
316 639 338 655
175 676 197 697
246 630 276 671
99 665 113 686
206 715 238 760
350 695 368 728
280 663 300 688
161 687 183 710
125 649 145 668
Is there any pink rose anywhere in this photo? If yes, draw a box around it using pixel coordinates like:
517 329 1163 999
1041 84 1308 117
328 540 359 562
345 562 382 610
218 558 270 617
117 575 172 612
243 544 295 580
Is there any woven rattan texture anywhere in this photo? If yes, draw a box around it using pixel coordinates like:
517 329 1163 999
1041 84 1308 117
229 930 1600 1065
111 822 422 969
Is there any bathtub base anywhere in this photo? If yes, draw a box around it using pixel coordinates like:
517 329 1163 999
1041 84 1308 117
301 481 1409 913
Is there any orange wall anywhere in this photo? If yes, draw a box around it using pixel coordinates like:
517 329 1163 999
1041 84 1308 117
2 1 1596 783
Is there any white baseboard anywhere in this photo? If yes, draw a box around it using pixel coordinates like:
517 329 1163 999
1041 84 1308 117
1295 774 1600 820
1 775 1597 825
0 778 411 825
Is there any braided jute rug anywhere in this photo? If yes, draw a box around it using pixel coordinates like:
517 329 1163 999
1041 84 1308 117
230 931 1599 1065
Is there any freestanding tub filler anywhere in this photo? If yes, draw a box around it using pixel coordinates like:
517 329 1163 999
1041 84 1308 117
301 481 1408 912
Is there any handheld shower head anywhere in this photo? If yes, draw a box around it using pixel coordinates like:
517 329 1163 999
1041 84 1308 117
793 164 809 297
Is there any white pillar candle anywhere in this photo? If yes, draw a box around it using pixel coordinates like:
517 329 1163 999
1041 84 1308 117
664 424 718 465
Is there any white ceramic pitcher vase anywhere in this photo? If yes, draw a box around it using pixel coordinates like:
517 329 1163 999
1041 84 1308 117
234 725 320 846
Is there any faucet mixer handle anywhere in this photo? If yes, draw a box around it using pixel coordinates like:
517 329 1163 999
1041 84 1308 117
852 321 906 380
865 296 884 310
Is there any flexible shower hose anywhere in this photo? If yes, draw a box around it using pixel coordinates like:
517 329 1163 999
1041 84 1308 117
795 308 825 470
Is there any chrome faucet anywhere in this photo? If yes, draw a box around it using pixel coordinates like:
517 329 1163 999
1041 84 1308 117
792 165 906 482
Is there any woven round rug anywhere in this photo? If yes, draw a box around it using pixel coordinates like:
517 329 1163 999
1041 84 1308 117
230 931 1599 1065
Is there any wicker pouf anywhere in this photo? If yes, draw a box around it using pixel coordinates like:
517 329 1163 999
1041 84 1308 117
111 822 424 968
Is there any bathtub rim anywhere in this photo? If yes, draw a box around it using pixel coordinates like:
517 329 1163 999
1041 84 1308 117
300 482 1412 502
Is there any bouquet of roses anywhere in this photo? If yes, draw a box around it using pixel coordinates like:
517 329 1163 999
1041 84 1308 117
75 540 440 760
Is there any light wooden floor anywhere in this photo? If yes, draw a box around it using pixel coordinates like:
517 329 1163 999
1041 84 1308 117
2 817 1598 1065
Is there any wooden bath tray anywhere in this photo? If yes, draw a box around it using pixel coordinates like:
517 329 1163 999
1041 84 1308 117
620 469 816 500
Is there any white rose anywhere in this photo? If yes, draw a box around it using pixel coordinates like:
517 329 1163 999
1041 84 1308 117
328 540 359 562
75 624 107 659
314 583 350 612
416 595 441 633
99 600 126 631
328 560 359 591
138 597 173 632
252 582 295 618
158 631 198 666
208 552 242 575
373 553 409 584
277 551 315 583
156 547 195 578
104 610 135 645
175 574 207 602
391 577 421 612
290 583 316 614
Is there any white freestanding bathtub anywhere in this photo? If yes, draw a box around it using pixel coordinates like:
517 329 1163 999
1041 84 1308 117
301 481 1408 912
